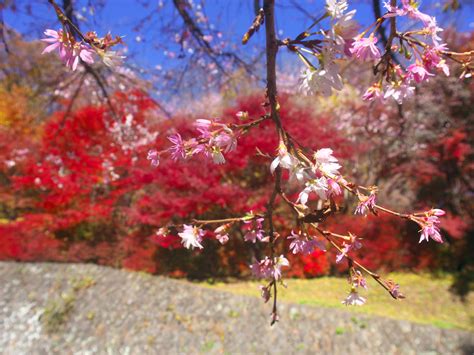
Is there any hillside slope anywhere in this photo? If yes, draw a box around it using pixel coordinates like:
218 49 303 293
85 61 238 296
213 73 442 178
0 262 472 354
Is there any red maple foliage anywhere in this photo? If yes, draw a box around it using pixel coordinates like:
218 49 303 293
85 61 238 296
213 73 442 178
0 89 471 279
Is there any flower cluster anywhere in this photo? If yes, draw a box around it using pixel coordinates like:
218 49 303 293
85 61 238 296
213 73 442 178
42 29 95 71
288 230 326 255
387 280 405 299
243 216 268 243
415 209 445 243
178 224 205 249
148 119 238 168
191 119 237 164
350 270 368 289
350 34 381 60
214 223 231 244
84 31 125 67
147 149 160 167
356 0 460 103
299 0 471 104
342 268 368 305
335 233 362 263
354 190 377 216
41 29 124 70
342 288 366 305
250 255 290 280
299 0 358 97
271 143 344 206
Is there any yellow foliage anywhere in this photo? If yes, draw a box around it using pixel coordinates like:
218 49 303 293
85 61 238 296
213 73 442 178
0 84 40 137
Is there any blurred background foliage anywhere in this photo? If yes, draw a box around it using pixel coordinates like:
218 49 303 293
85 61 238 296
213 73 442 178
0 1 472 299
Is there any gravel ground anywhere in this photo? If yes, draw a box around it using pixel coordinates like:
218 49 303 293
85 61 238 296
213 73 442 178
0 262 472 355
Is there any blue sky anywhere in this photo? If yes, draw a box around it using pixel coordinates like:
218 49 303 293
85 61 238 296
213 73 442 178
4 0 473 72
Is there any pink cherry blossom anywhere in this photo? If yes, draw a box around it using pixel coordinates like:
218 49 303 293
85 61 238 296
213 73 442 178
271 142 306 182
288 230 326 255
328 9 359 48
430 208 446 216
350 35 381 60
336 234 362 263
259 285 271 303
211 147 226 164
178 224 204 249
190 119 237 164
147 149 160 167
250 255 289 280
383 1 406 17
383 83 415 104
384 0 434 26
243 217 267 243
355 192 377 215
273 255 290 280
192 142 225 164
336 243 350 263
407 63 434 83
155 227 169 238
349 233 363 250
249 257 274 279
314 148 341 176
326 0 349 19
342 289 366 305
351 270 368 289
167 133 186 160
297 177 329 205
387 281 405 299
327 178 342 197
194 119 212 138
419 215 443 243
300 52 344 97
216 233 229 244
101 51 125 67
213 129 237 153
214 224 230 245
42 29 95 71
423 48 450 76
401 0 434 25
42 29 64 53
270 141 298 174
362 83 383 101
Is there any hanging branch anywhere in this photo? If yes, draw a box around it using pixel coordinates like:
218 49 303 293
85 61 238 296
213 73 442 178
263 0 286 326
372 0 400 65
0 3 10 55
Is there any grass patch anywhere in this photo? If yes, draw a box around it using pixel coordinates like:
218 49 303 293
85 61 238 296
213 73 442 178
200 273 473 331
41 293 76 333
40 275 96 333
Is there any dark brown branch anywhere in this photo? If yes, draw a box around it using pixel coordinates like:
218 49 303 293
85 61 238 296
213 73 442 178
263 0 285 326
374 0 400 75
0 3 11 55
263 0 283 134
372 0 389 50
83 63 119 120
172 0 257 78
53 0 119 121
387 0 397 52
56 71 87 132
